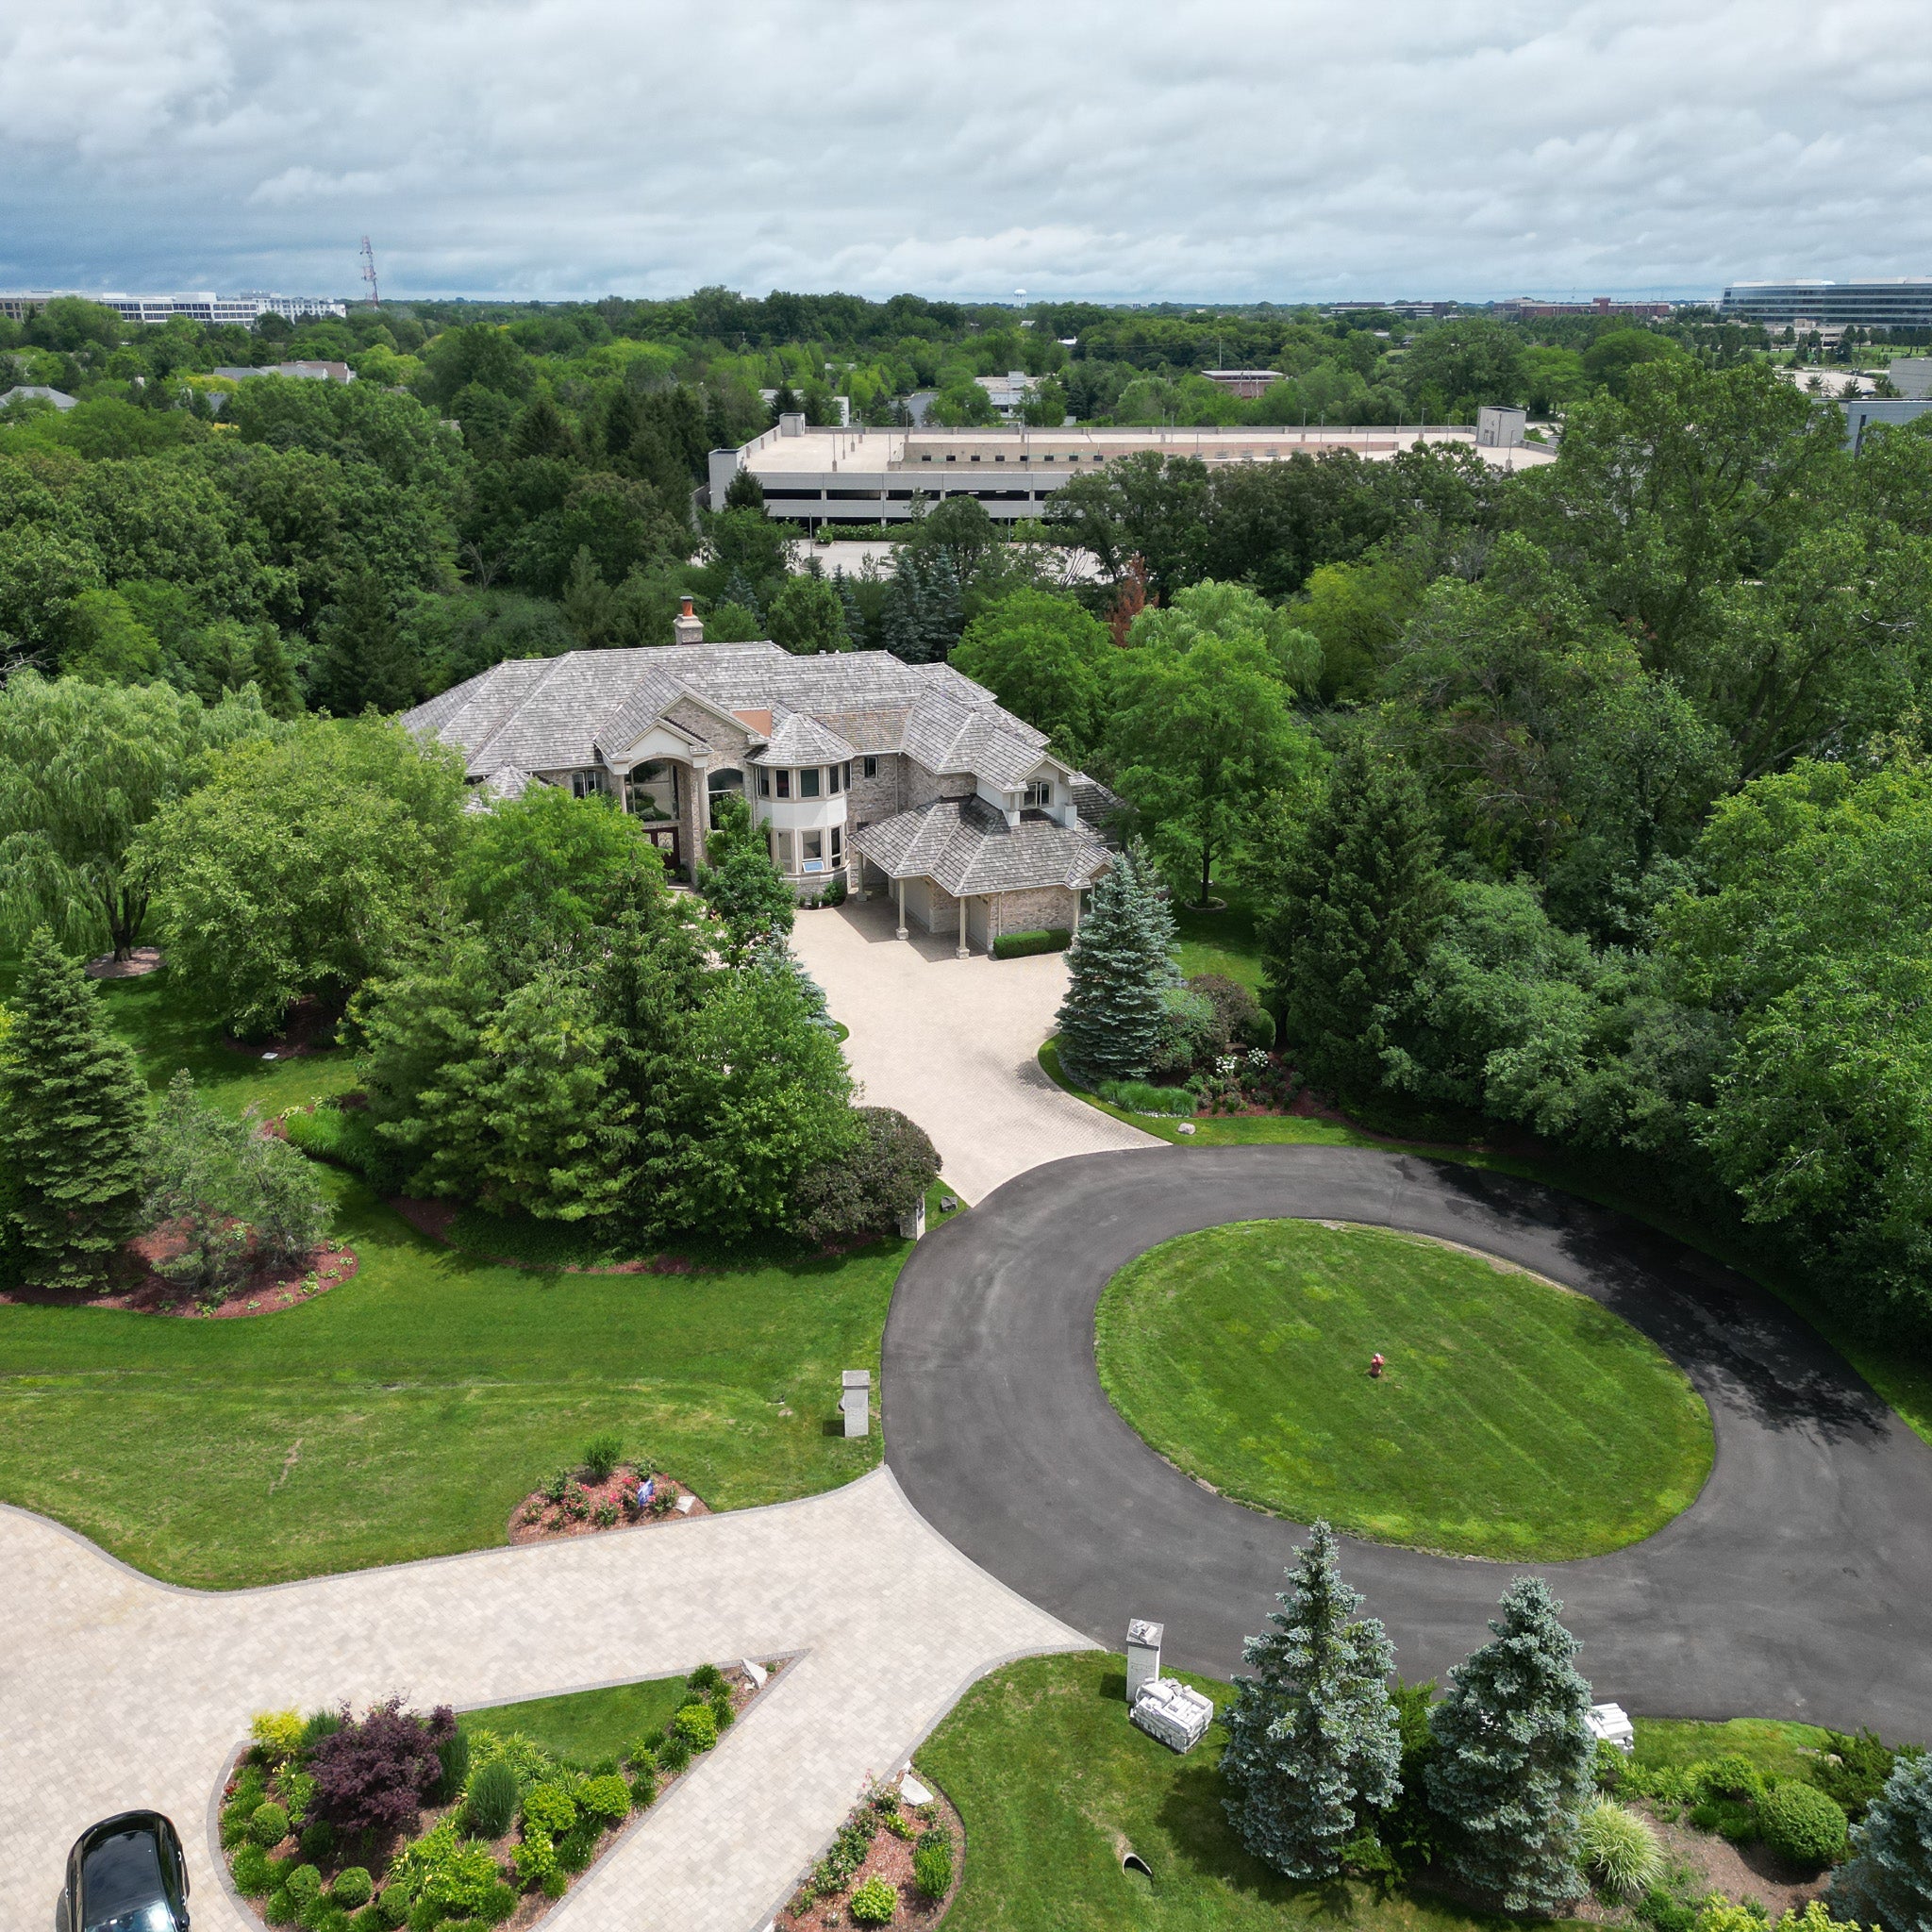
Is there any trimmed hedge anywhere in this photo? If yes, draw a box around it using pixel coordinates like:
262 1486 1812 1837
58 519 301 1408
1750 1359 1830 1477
1759 1780 1848 1870
992 927 1072 959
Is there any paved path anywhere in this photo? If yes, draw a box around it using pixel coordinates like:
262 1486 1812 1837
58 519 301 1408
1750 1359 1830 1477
791 897 1155 1204
3 1472 1081 1932
884 1144 1932 1736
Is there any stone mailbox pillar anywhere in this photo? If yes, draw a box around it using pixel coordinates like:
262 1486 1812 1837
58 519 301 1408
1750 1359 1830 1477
895 1195 926 1241
1125 1619 1163 1705
841 1370 871 1439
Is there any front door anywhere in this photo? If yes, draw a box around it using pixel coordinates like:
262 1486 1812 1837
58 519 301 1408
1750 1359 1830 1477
644 825 681 873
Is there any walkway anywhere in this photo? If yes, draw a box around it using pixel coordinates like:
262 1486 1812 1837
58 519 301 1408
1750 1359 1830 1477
884 1144 1932 1736
4 1471 1080 1932
790 896 1155 1204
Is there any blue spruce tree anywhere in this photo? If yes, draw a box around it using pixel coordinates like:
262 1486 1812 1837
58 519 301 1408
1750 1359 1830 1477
1831 1752 1932 1932
1222 1521 1403 1879
1425 1576 1594 1914
1055 843 1175 1083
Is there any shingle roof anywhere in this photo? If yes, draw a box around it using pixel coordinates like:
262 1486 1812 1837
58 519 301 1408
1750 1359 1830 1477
852 795 1111 897
753 711 858 766
404 643 1068 792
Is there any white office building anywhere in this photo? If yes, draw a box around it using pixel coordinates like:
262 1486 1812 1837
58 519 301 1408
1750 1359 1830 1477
712 416 1555 529
0 291 346 325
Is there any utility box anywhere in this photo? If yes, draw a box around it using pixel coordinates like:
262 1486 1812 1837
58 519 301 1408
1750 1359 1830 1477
1125 1619 1164 1705
841 1370 872 1439
1587 1702 1636 1753
1130 1677 1215 1754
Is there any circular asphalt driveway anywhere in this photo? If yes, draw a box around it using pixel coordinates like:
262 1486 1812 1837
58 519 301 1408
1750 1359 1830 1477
884 1144 1932 1734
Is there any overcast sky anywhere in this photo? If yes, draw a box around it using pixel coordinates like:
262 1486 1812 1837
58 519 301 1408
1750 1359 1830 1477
5 0 1930 306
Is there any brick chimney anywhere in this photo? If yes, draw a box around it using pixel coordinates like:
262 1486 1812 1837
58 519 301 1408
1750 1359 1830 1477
673 594 704 646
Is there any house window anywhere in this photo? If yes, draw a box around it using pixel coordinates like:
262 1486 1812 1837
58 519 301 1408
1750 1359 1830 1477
707 767 744 827
827 761 841 794
844 760 853 788
1023 779 1054 809
862 756 878 779
801 768 822 799
776 770 791 799
771 828 791 871
831 824 844 867
757 767 771 798
625 761 677 821
800 829 824 874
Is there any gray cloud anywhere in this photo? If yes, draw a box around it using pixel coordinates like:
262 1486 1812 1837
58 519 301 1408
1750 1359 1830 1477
3 0 1929 301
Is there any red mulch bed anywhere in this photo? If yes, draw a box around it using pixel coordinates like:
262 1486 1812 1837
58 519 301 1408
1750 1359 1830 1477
0 1225 358 1319
775 1776 965 1931
508 1464 710 1545
85 946 164 980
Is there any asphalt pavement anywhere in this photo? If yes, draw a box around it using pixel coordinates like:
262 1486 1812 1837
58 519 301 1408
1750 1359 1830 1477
883 1143 1932 1734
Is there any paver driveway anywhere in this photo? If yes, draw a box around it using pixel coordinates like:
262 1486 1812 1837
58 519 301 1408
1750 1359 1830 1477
3 1470 1080 1932
790 897 1156 1203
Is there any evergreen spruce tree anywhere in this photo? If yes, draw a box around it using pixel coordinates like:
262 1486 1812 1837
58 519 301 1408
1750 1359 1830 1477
921 550 965 660
1222 1521 1403 1879
1425 1576 1594 1914
0 927 148 1286
881 550 924 661
1831 1752 1932 1932
1261 739 1445 1107
311 566 420 715
722 567 763 624
836 574 868 652
1056 843 1175 1083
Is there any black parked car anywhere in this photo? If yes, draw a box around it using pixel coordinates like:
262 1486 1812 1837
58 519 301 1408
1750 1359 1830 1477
63 1812 190 1932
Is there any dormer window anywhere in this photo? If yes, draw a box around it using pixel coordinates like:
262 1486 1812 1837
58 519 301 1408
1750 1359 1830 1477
1023 779 1054 809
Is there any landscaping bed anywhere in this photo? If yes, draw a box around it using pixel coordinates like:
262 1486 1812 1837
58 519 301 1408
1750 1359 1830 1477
219 1665 777 1931
0 1231 357 1320
778 1774 964 1929
507 1456 709 1545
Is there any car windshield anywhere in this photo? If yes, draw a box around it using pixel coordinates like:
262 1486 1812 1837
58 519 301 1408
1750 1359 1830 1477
81 1829 173 1932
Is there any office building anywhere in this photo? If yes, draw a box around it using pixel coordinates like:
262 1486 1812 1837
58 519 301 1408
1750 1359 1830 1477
1201 370 1284 399
0 291 346 325
711 416 1555 530
1494 297 1674 321
1841 397 1932 451
975 371 1039 416
1720 281 1932 329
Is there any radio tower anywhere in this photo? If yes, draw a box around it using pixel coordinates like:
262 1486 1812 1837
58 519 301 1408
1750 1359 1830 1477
359 237 379 308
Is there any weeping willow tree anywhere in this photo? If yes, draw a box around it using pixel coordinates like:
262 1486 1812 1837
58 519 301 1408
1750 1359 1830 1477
0 673 277 959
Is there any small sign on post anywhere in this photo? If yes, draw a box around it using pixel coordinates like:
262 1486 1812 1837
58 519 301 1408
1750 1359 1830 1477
841 1370 871 1439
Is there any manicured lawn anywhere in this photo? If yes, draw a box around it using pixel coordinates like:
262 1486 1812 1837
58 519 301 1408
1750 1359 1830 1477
459 1675 696 1765
0 950 928 1588
1173 892 1266 994
1095 1220 1713 1560
0 1169 901 1588
0 954 363 1118
1633 1718 1834 1780
919 1652 1583 1932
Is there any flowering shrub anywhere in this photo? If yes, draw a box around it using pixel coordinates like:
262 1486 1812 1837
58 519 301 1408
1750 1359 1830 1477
511 1830 558 1889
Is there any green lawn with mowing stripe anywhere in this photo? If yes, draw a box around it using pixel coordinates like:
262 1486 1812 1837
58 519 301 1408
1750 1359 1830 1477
458 1675 698 1766
921 1652 1584 1932
1095 1219 1712 1560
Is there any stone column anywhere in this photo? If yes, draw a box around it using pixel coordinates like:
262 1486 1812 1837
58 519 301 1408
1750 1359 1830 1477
841 1370 871 1439
896 877 908 941
957 896 969 959
1125 1619 1163 1704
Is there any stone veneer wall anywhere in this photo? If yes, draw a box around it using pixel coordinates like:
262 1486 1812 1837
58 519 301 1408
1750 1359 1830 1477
846 753 903 827
992 885 1082 940
904 760 975 810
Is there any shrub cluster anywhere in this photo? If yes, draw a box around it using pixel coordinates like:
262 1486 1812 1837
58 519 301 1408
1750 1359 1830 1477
991 927 1071 959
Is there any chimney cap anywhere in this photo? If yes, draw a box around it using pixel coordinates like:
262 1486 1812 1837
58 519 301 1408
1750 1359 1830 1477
679 593 695 616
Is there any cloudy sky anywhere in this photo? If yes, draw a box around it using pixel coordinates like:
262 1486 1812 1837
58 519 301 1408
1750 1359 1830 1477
5 0 1930 305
